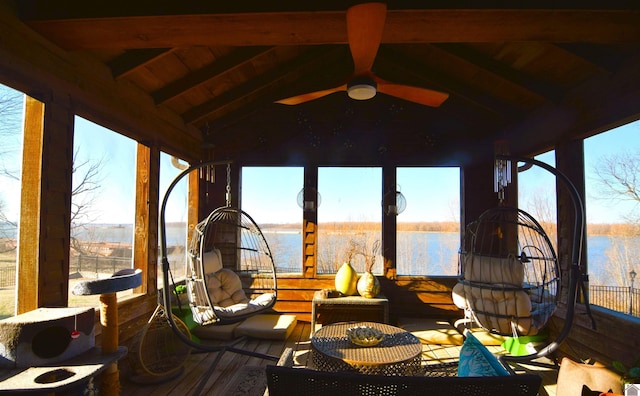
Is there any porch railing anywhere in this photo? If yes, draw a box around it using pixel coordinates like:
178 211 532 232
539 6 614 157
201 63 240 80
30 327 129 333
0 266 15 287
70 254 132 279
589 285 639 317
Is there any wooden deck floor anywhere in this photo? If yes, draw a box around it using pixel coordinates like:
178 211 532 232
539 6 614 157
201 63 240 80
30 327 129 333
119 321 558 395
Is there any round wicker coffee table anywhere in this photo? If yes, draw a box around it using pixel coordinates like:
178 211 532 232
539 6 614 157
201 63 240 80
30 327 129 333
311 321 422 376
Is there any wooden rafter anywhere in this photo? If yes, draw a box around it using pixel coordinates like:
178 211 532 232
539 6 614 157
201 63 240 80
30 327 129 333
25 9 640 50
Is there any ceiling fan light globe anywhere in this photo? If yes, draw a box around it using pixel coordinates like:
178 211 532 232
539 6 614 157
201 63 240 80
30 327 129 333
347 84 377 100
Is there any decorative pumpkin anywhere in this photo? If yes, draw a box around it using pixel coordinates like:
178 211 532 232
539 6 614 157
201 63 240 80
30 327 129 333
335 262 358 296
357 271 380 298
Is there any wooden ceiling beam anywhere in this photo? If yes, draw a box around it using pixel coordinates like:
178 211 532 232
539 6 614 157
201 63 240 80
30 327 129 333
24 9 640 50
433 43 564 103
376 46 523 120
0 2 201 160
107 48 173 78
554 43 634 74
182 46 345 124
504 54 640 155
152 46 273 105
202 48 352 136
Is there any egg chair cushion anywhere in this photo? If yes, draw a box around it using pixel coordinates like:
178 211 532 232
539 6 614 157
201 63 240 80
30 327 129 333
465 285 535 335
202 248 223 274
203 267 276 320
207 268 250 307
462 254 524 286
454 281 538 335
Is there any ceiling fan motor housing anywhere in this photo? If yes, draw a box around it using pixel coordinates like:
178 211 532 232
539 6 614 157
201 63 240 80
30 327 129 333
347 76 377 100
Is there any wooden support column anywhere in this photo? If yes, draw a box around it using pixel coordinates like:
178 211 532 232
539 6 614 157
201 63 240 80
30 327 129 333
382 166 397 279
461 160 496 229
18 93 74 312
133 143 160 295
554 140 588 305
199 162 231 217
188 168 200 249
303 166 318 278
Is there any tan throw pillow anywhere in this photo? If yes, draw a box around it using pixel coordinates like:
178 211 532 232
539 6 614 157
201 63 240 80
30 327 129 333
556 358 623 396
202 248 223 274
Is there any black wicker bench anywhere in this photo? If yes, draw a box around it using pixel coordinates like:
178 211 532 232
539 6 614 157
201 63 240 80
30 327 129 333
266 348 542 396
266 365 541 396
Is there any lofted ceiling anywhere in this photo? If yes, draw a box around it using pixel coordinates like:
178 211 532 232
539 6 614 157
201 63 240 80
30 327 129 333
15 1 640 165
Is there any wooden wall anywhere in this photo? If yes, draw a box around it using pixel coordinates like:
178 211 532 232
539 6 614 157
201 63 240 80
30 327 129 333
272 276 461 325
550 305 640 369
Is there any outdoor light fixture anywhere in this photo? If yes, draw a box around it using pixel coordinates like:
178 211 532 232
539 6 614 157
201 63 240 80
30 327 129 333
347 76 377 100
383 188 407 216
297 188 321 212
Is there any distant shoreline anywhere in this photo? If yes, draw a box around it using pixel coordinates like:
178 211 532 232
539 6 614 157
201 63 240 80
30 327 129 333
2 221 638 237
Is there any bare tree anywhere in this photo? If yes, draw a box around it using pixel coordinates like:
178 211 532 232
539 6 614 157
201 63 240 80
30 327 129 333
0 86 24 252
592 149 640 286
593 150 640 229
0 87 23 166
0 85 106 256
69 148 106 256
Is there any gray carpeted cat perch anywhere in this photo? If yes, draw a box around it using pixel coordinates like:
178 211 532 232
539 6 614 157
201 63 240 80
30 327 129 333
0 268 141 394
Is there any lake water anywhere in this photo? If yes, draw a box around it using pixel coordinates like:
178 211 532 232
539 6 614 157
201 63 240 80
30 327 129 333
0 222 628 280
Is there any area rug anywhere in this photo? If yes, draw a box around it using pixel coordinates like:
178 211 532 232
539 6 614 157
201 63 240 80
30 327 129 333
220 366 267 396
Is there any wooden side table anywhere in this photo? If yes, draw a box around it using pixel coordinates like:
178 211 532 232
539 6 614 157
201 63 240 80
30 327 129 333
311 290 389 334
310 321 422 376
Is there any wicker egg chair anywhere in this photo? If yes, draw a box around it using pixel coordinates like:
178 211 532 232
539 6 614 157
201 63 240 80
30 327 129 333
186 205 277 326
453 206 560 337
453 155 595 364
159 160 279 395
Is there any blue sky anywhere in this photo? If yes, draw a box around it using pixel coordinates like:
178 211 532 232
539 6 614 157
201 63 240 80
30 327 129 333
0 82 638 225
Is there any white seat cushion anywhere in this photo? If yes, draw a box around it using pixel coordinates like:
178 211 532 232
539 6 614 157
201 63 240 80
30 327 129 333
234 314 297 341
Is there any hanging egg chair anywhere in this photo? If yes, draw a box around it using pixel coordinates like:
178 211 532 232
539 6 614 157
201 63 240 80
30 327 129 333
453 206 560 337
186 205 277 326
160 160 279 370
452 154 595 363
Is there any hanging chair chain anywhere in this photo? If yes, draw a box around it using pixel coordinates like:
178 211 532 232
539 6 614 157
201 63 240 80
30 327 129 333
226 162 232 207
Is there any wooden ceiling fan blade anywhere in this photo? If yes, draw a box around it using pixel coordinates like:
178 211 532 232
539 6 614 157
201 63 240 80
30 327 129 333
347 2 387 75
377 81 449 107
275 85 347 105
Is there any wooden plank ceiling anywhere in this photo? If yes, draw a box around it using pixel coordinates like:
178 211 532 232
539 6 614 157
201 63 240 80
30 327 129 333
16 1 640 165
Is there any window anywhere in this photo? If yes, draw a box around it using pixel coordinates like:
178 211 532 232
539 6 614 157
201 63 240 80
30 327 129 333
517 151 557 253
241 167 303 273
158 153 189 289
0 83 25 319
396 167 460 276
68 116 137 307
317 167 382 275
584 121 640 316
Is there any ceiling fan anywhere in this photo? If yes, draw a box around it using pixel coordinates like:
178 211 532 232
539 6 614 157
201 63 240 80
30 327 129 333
275 2 449 107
